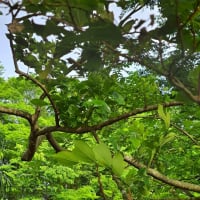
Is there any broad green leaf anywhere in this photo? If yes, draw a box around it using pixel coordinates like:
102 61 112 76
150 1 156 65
30 99 48 106
73 140 96 163
55 141 95 165
53 151 79 167
111 153 126 176
93 143 112 167
80 21 122 43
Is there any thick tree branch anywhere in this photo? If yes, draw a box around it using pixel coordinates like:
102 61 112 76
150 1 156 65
21 131 38 161
37 101 183 136
124 156 200 193
0 106 32 123
46 132 63 152
169 76 199 103
21 94 47 161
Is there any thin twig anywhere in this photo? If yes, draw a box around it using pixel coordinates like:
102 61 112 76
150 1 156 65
96 164 107 200
119 4 144 27
171 123 198 145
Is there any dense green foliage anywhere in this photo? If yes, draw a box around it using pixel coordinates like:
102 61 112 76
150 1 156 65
1 0 200 199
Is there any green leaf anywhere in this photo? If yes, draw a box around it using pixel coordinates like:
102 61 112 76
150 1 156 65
84 99 111 113
54 141 96 166
55 32 76 58
158 104 170 129
158 104 165 121
109 92 125 105
53 151 79 167
160 132 176 147
80 21 122 43
68 0 99 10
30 99 48 106
23 54 39 69
73 140 96 163
111 153 126 176
93 143 112 167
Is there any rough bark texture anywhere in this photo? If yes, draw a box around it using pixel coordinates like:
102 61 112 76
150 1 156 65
124 156 200 193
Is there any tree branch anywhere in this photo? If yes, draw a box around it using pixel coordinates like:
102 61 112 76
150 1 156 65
169 76 200 103
0 106 32 123
171 123 199 145
37 101 183 136
8 31 60 126
124 156 200 193
119 4 144 27
46 132 63 152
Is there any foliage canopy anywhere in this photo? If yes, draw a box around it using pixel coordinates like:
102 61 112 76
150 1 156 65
1 0 200 199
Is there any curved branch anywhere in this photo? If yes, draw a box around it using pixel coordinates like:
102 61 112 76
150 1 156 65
37 101 183 136
8 33 60 126
170 76 199 103
0 106 32 123
124 156 200 193
46 132 63 152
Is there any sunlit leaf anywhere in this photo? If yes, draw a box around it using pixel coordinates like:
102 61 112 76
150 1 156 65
53 151 79 167
112 153 126 176
93 143 112 167
73 140 96 163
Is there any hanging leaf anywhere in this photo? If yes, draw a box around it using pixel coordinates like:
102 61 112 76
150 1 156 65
93 143 112 167
53 150 79 167
111 153 126 176
158 104 166 121
158 104 170 129
73 140 96 163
